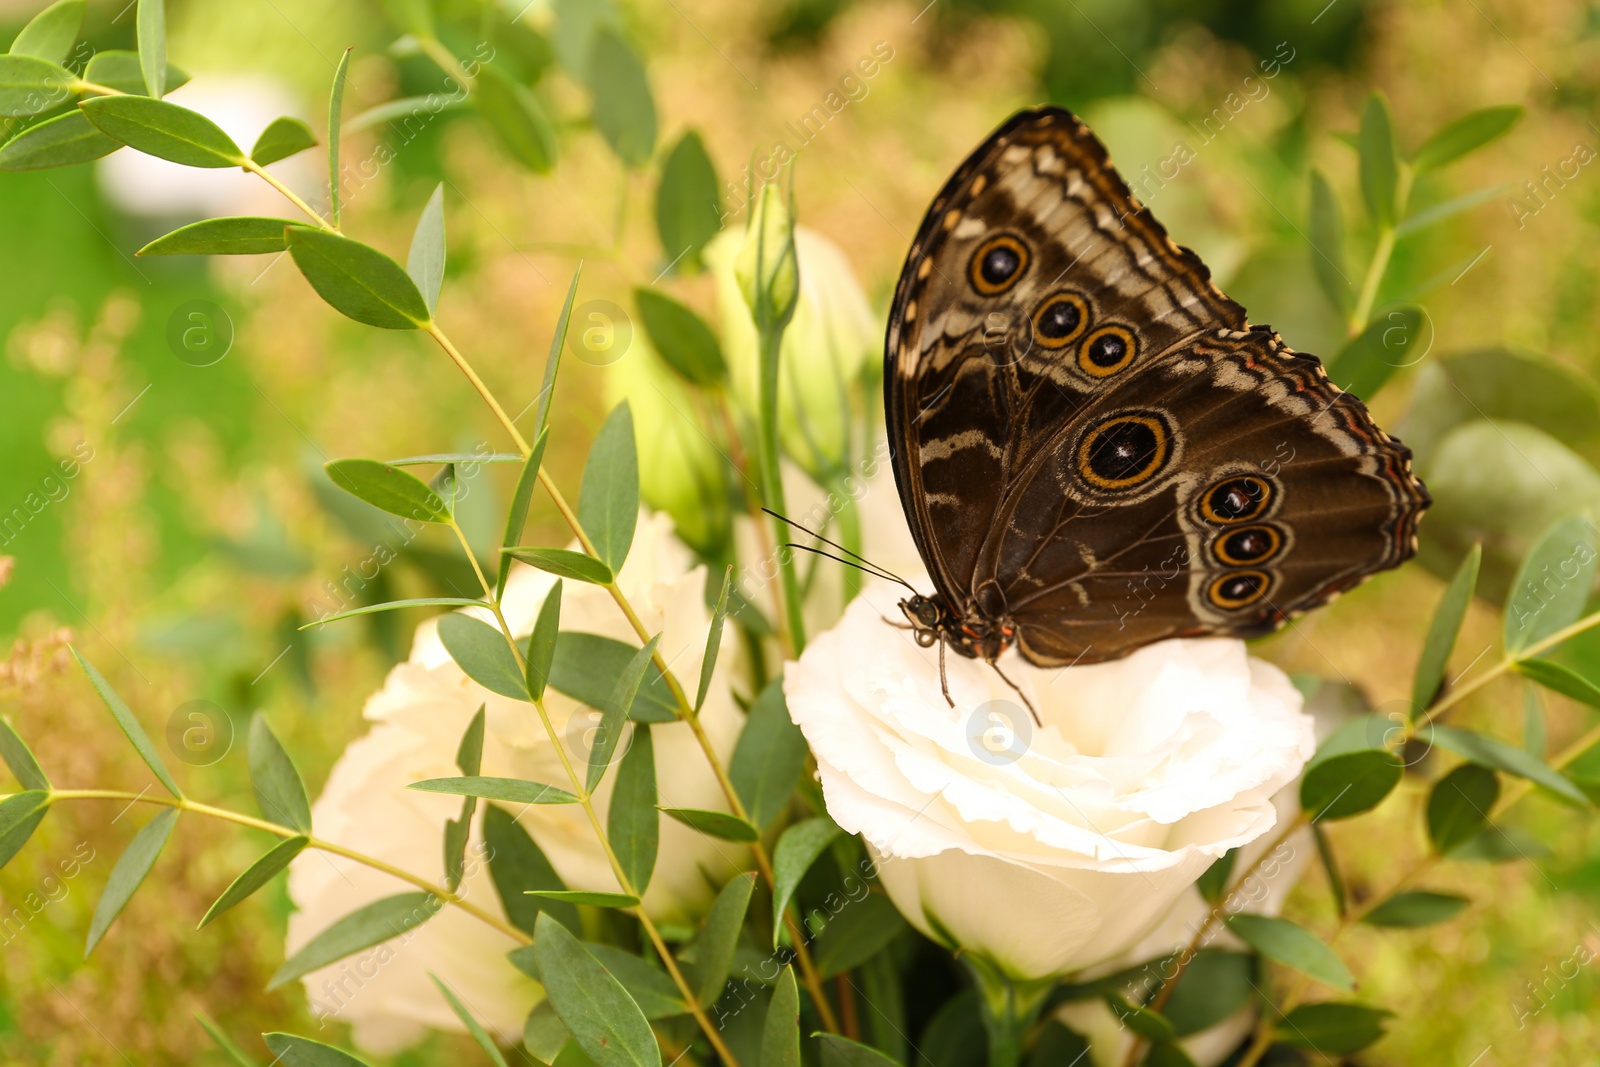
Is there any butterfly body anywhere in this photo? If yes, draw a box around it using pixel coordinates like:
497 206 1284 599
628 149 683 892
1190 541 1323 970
884 106 1430 682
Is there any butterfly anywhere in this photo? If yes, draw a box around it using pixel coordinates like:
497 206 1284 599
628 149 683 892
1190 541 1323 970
880 105 1430 709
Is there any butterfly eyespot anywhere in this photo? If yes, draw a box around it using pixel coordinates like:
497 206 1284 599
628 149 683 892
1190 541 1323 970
1031 292 1089 349
969 234 1030 295
1200 476 1274 524
1209 570 1272 610
1078 325 1137 377
1076 412 1173 490
1213 524 1282 565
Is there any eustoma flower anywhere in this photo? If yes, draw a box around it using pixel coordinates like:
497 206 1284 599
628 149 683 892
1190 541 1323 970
286 511 742 1051
785 579 1315 984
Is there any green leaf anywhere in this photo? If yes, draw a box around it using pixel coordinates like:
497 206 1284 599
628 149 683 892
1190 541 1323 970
412 777 582 799
483 803 578 936
1504 515 1597 655
587 27 655 167
1411 543 1481 719
1299 748 1403 820
437 613 529 701
1517 658 1600 707
1396 183 1511 237
692 871 757 1006
325 458 450 523
0 54 72 117
609 724 659 894
249 115 315 166
535 266 581 439
0 791 49 867
525 580 562 702
1027 1022 1090 1067
262 1033 372 1067
1307 168 1350 317
659 806 758 842
588 636 659 792
79 95 243 166
1195 849 1236 905
583 943 686 1018
286 228 431 329
578 403 639 575
474 63 556 173
761 966 801 1067
345 93 470 133
1432 724 1588 804
527 889 639 907
430 974 510 1067
408 182 445 316
1161 949 1255 1037
1324 304 1430 400
138 216 299 256
635 288 725 387
1450 822 1550 862
771 817 841 945
269 891 441 989
1358 92 1400 226
1427 762 1498 853
195 1012 262 1067
10 0 85 65
71 647 181 797
696 566 734 713
1275 1002 1391 1055
303 597 488 626
817 1034 903 1067
729 680 807 829
137 0 165 97
522 1001 570 1062
328 48 350 227
82 50 187 96
1362 889 1470 928
1104 991 1175 1042
0 109 117 170
655 129 722 272
1412 105 1523 173
86 807 178 955
505 547 613 585
499 428 550 596
550 632 677 723
249 714 311 832
1225 913 1355 991
532 912 662 1067
200 836 309 928
444 708 485 892
0 716 48 790
814 894 907 978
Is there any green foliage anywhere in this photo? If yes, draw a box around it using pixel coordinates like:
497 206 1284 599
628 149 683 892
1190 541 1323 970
1431 725 1586 805
79 95 242 166
10 0 84 65
1428 763 1499 853
437 613 529 700
196 1013 262 1067
818 1035 904 1066
506 546 614 584
0 110 117 170
815 895 907 978
1412 544 1481 719
1503 515 1596 655
326 459 451 522
139 217 298 256
656 130 722 271
587 27 656 167
549 632 677 722
1362 890 1470 928
500 428 551 596
1273 1002 1392 1054
263 1033 371 1066
443 708 485 892
248 714 312 832
86 808 179 956
270 892 441 989
250 117 317 166
1517 658 1600 707
588 636 659 791
414 775 577 804
407 183 446 316
577 402 640 575
72 647 182 797
659 806 758 842
1307 168 1349 317
762 966 802 1067
730 679 809 828
82 50 188 95
771 817 841 945
1162 950 1254 1036
1411 105 1523 172
1325 304 1430 399
0 790 50 867
286 229 432 329
484 803 577 935
0 715 49 790
200 836 309 928
535 265 582 438
474 64 557 173
608 724 658 892
697 566 733 712
430 974 511 1067
1225 914 1355 991
1357 93 1400 226
532 911 662 1067
691 871 757 1006
1195 849 1236 904
635 287 726 387
328 48 350 226
526 579 562 700
137 0 166 98
0 54 71 118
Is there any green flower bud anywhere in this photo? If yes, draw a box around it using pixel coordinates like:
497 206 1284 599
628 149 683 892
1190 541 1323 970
734 183 800 327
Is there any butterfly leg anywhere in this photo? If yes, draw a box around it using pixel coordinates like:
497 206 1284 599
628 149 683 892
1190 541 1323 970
938 638 955 708
988 659 1041 726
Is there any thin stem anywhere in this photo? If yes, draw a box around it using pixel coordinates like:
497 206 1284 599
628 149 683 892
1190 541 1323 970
417 36 475 89
758 330 808 653
72 79 122 97
239 158 337 232
1346 166 1412 337
39 790 527 942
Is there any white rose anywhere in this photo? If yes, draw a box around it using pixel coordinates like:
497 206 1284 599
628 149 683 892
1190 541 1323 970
287 510 743 1051
784 578 1315 981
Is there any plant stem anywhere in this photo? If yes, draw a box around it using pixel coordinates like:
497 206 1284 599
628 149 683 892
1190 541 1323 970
1347 166 1412 337
758 330 808 653
239 158 337 232
71 79 122 97
425 324 531 454
967 956 1053 1067
37 789 528 942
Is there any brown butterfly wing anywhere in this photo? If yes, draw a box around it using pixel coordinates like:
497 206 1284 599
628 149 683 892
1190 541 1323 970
884 106 1429 666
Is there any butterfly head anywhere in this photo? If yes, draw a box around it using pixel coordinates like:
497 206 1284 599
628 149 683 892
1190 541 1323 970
899 593 1017 662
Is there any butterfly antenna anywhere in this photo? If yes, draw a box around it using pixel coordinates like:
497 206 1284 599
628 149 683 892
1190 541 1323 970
762 508 918 592
785 542 910 589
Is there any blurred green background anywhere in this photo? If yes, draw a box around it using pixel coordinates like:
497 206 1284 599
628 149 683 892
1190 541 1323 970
3 0 1600 1062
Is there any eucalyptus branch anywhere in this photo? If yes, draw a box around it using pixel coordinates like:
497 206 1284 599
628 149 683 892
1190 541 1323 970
25 789 527 943
240 158 337 232
1347 167 1413 336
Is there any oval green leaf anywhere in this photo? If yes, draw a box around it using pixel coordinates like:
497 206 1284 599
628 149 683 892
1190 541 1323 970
609 726 658 894
436 613 528 701
11 0 85 65
1361 889 1470 928
0 54 72 117
587 27 655 167
86 807 178 956
771 817 841 946
269 891 441 989
406 182 445 315
136 0 165 97
0 109 117 170
200 836 309 928
324 458 450 523
1274 1002 1392 1055
692 871 757 1006
249 714 311 832
635 287 725 387
505 546 613 585
1432 724 1588 805
286 228 431 329
1504 514 1597 655
139 216 299 256
1225 913 1355 991
1411 543 1481 719
729 679 808 828
526 889 640 908
411 775 577 805
263 1033 372 1067
577 402 639 575
1517 658 1600 707
655 129 721 272
1300 748 1403 821
72 647 181 797
251 115 317 166
79 94 243 166
1426 762 1498 853
1412 105 1523 173
659 806 758 842
531 911 660 1067
1357 92 1400 226
473 63 556 173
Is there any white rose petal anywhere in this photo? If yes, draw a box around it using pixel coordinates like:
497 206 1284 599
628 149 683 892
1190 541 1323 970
287 511 743 1051
785 576 1315 981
